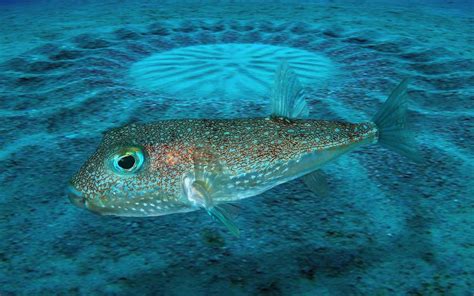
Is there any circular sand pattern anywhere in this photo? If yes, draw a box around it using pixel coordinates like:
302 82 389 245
1 16 473 295
130 43 334 99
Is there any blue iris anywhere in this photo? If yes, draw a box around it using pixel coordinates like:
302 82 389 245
111 148 144 175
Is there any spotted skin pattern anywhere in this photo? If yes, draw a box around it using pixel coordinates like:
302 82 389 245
70 117 378 217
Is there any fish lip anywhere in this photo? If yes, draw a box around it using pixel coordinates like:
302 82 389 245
67 183 86 209
67 183 110 215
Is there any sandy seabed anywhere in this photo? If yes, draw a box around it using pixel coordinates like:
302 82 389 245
0 0 473 295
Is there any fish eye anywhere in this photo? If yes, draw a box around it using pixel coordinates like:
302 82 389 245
118 155 135 170
111 147 144 174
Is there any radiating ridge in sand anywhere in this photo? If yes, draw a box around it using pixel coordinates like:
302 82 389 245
0 11 473 294
130 43 334 99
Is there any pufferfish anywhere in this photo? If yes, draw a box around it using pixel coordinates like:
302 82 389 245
68 62 417 236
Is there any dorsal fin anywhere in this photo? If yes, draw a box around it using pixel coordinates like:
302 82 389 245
271 61 310 119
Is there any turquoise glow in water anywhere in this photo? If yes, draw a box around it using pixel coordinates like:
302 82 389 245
0 0 472 295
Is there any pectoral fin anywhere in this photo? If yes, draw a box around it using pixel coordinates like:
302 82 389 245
184 148 241 236
191 148 224 195
302 170 329 196
207 204 241 237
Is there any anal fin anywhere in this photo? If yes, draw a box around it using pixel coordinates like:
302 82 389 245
302 170 329 196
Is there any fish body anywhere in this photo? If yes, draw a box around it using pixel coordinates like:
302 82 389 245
68 62 416 236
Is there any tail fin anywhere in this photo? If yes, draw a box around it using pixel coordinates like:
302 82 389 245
372 79 420 161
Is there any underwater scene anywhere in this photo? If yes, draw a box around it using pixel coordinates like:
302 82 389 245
0 0 473 295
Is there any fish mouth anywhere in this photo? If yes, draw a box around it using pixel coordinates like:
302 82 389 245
67 183 113 215
67 183 86 209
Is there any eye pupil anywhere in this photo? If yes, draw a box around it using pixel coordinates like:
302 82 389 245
118 155 135 170
112 147 144 174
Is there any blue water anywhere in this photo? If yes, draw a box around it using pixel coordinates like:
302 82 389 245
0 0 473 295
